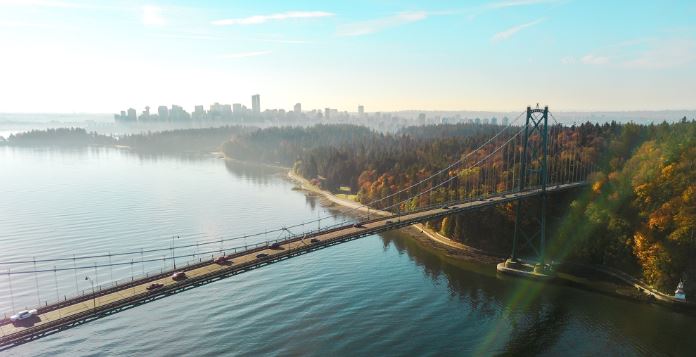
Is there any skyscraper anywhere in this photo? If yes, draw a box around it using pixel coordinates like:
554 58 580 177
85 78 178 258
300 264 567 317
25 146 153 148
139 106 150 121
294 103 301 114
358 105 364 116
158 106 169 121
252 94 260 114
193 105 206 120
127 108 137 121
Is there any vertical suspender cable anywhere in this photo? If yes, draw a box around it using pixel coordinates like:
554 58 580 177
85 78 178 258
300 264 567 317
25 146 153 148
33 257 41 306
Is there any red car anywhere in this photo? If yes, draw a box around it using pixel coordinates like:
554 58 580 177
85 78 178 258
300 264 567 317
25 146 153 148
171 272 187 281
147 283 164 291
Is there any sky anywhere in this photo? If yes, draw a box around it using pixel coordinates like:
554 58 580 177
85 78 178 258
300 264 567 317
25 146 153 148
0 0 695 113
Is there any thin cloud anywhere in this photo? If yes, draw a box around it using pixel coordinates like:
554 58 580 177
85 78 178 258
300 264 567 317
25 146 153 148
467 0 564 19
0 0 83 7
337 11 428 37
581 54 610 65
218 51 272 59
623 39 696 69
492 18 544 42
257 39 309 44
212 11 334 26
560 56 576 64
142 5 165 26
0 20 53 28
563 38 696 69
152 33 220 41
488 0 563 9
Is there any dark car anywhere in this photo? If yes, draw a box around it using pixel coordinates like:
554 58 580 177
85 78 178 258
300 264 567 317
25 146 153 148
310 238 320 243
171 272 187 281
270 242 283 250
442 205 449 209
385 220 393 224
256 253 269 259
214 256 230 265
353 223 365 228
147 283 164 291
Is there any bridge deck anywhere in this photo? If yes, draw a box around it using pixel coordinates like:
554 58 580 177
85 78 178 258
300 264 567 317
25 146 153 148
0 183 583 349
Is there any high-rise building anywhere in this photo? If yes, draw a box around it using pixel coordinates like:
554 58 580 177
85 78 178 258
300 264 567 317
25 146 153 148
294 103 301 114
158 106 169 121
127 108 137 121
324 108 331 120
209 102 223 114
170 105 190 121
358 105 364 116
139 106 151 121
193 105 206 120
491 117 498 125
222 104 232 118
502 117 509 126
251 94 260 114
233 103 242 114
209 103 225 120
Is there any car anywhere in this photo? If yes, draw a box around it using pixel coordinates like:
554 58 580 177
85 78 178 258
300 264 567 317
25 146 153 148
256 253 269 259
353 223 365 228
385 220 393 224
147 283 164 291
171 272 187 281
442 205 449 209
10 309 37 322
270 242 283 250
214 256 230 264
310 238 320 243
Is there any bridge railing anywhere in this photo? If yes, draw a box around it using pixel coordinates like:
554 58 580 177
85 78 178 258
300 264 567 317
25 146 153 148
1 180 589 323
1 215 374 322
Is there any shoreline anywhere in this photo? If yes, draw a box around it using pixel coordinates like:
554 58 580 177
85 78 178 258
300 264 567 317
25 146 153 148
286 169 505 265
284 167 692 309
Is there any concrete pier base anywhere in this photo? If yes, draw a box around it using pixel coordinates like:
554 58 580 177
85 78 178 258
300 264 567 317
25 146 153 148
496 258 554 280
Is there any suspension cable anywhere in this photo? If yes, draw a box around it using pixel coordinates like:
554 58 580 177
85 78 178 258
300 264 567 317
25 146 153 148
1 111 527 266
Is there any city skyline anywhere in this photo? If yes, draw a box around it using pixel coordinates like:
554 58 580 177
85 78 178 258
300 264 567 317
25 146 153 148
112 93 373 120
1 0 695 113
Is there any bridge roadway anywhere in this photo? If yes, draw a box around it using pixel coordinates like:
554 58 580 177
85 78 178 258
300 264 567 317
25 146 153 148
0 182 584 349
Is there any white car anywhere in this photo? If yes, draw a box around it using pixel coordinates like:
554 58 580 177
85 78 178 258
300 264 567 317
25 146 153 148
10 309 37 322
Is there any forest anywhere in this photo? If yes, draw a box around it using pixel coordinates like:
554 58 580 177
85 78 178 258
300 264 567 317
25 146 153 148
2 128 115 146
2 126 251 153
5 120 694 293
223 120 696 294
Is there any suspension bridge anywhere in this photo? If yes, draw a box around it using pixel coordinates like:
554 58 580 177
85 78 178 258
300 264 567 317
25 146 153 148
0 106 596 349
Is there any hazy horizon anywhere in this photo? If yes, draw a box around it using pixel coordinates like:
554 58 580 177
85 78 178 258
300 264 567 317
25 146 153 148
1 0 695 113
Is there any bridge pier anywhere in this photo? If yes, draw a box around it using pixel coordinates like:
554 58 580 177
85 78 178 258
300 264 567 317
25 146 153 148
498 105 555 280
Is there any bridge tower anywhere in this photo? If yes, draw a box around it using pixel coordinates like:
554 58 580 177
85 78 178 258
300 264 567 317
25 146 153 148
508 105 550 272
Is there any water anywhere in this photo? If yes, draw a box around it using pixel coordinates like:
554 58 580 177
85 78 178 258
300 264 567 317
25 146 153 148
1 147 694 356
